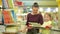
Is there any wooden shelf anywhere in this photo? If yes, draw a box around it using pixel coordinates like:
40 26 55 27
3 32 18 34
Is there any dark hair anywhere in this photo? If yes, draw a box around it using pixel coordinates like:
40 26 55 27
32 2 39 8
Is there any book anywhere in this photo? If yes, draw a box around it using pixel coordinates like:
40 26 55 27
7 0 13 8
3 10 14 24
29 22 41 27
0 10 2 24
0 25 5 32
0 0 2 6
2 0 8 8
6 27 18 32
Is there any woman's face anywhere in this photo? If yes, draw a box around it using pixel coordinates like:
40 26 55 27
32 7 39 13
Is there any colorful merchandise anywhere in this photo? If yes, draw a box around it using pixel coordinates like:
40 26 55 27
11 10 16 22
0 10 2 24
14 0 23 6
0 0 2 6
7 0 13 8
3 10 14 24
2 0 8 8
6 27 18 32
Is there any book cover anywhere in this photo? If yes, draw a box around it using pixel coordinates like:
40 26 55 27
3 10 14 24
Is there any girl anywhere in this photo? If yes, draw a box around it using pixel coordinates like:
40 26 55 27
41 13 53 34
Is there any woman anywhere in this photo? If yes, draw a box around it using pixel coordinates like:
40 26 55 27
26 2 43 34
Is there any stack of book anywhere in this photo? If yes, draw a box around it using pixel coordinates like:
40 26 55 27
0 10 2 24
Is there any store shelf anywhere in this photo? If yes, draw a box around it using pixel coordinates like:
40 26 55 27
0 6 2 7
0 25 6 32
5 30 18 33
3 32 18 34
16 13 27 16
38 27 60 32
4 23 20 26
5 23 16 25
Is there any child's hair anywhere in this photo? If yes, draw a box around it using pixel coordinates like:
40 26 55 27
32 2 39 8
44 13 52 21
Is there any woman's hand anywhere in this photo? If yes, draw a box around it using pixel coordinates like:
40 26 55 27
28 24 33 29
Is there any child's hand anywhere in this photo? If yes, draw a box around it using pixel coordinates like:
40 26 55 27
45 25 52 29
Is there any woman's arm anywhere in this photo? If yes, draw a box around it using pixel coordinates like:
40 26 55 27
26 14 29 26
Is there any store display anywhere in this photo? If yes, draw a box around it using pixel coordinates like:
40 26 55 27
0 10 2 24
14 0 23 6
16 16 23 22
3 10 14 24
0 0 2 6
3 33 17 34
13 7 18 13
23 6 27 13
2 0 13 8
7 0 13 8
0 25 5 32
2 0 8 8
11 10 16 22
6 27 18 33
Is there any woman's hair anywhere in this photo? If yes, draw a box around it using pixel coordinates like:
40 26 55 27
32 2 39 8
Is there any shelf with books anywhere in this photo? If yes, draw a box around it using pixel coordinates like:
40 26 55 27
0 0 2 8
0 9 3 25
2 0 13 9
2 9 17 25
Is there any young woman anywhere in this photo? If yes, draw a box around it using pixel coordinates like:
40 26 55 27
26 2 43 34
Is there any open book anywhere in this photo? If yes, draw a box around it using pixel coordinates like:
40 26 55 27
29 22 41 27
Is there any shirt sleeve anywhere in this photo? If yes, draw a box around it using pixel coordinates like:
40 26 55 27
39 14 43 25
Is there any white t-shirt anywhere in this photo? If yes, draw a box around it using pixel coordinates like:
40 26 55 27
41 21 52 27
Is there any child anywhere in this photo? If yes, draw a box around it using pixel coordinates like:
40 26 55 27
41 13 53 34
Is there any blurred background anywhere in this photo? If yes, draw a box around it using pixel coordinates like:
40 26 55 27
0 0 60 34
